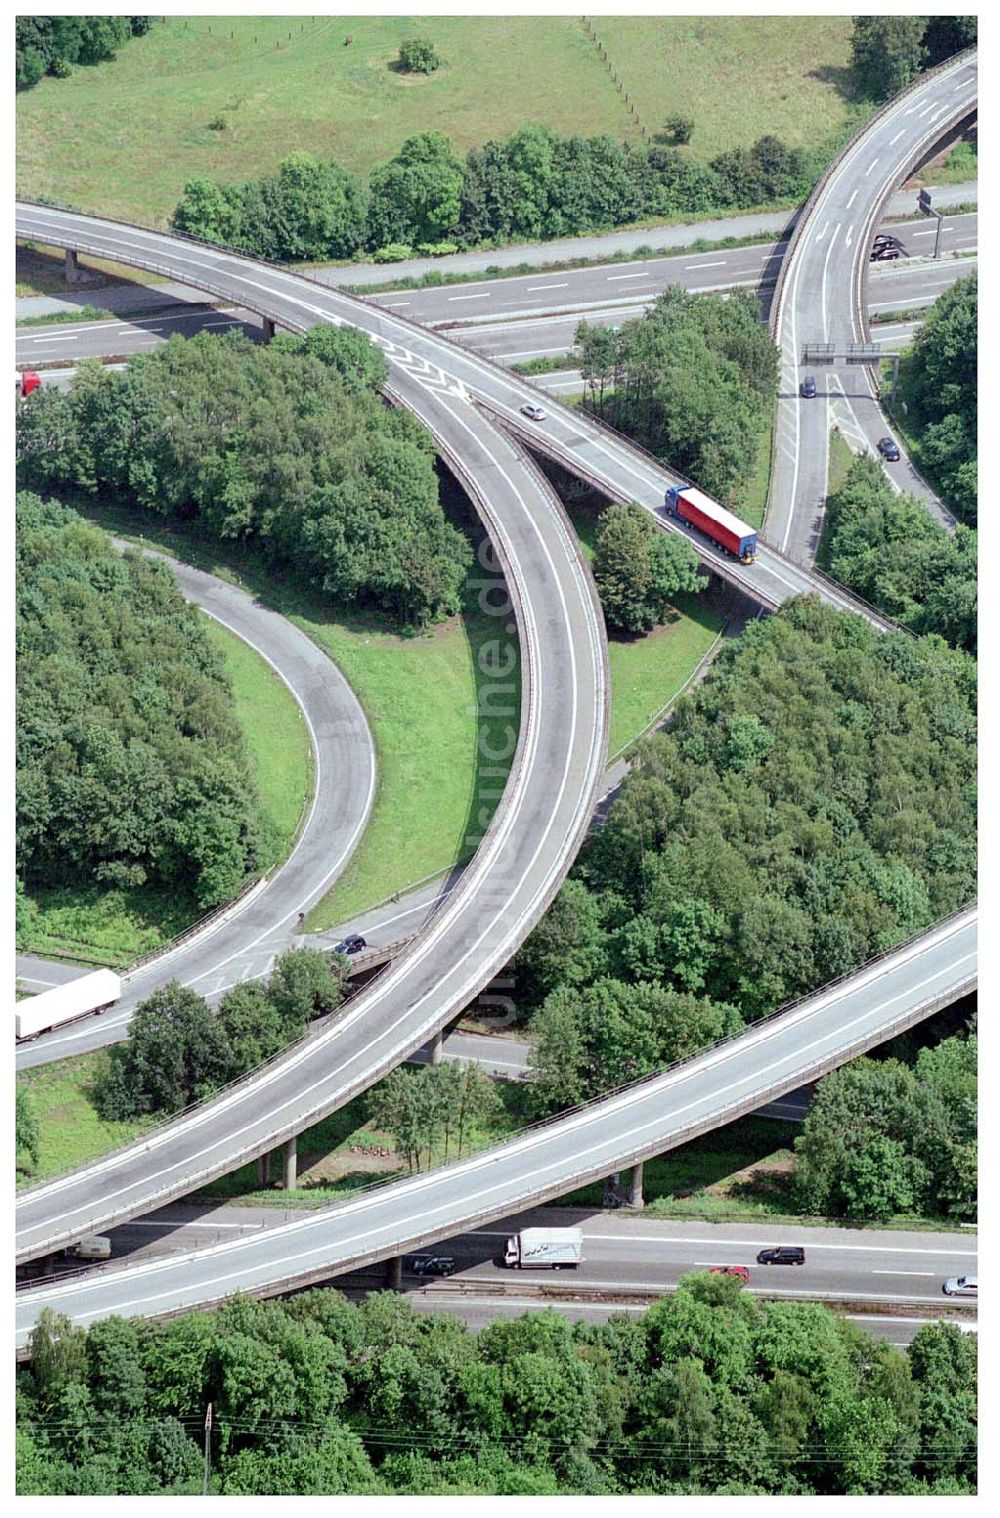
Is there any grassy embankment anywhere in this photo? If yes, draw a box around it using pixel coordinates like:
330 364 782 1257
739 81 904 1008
22 611 312 967
16 14 855 232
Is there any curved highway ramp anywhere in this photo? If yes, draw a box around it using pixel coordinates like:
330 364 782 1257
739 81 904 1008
767 48 976 560
17 905 975 1347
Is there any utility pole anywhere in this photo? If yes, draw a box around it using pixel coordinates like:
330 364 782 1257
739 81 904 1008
203 1403 213 1495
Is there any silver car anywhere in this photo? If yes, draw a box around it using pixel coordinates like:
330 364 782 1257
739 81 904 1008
942 1275 977 1297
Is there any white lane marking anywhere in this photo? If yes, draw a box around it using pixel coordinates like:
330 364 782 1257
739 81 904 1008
846 190 858 209
865 158 880 175
911 230 935 237
383 301 411 307
685 260 725 269
820 221 842 341
447 293 490 301
19 379 606 1218
889 129 905 145
873 1270 937 1277
30 913 975 1302
525 283 568 292
25 333 79 343
607 272 650 281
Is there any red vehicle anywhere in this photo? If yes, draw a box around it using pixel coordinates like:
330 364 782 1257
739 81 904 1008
709 1265 750 1282
664 485 757 563
17 371 41 397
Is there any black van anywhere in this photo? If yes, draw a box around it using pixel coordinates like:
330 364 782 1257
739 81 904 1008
756 1246 806 1265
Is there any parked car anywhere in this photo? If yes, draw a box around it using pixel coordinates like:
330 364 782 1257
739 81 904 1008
942 1275 977 1297
520 403 547 421
709 1264 750 1282
407 1256 457 1277
332 934 366 956
800 374 817 398
756 1246 806 1266
877 436 901 462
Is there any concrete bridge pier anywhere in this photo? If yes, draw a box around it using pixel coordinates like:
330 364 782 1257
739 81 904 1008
385 1255 403 1290
261 316 276 343
256 1153 269 1187
282 1136 297 1190
64 248 85 284
428 1029 443 1066
627 1161 645 1210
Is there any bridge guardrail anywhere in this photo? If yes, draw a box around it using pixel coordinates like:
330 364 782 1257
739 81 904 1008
19 904 974 1259
763 48 976 540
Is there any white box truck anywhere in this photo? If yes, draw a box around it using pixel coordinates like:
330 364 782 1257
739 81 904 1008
16 968 122 1040
504 1227 583 1269
69 1235 112 1261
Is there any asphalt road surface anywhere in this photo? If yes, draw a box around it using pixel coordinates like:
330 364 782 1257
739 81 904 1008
15 180 975 318
767 51 977 561
14 548 377 1068
15 202 613 1264
17 1204 975 1353
16 217 976 370
15 904 975 1333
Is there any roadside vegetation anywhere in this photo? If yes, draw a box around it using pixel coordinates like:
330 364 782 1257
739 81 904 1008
15 16 150 90
576 288 778 510
16 494 268 962
201 619 312 870
17 1285 976 1494
17 328 471 630
517 598 976 1111
822 455 976 653
887 272 977 524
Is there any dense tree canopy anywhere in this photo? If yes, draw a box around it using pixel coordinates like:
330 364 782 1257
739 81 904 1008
16 493 266 912
849 16 928 100
96 949 343 1120
899 273 977 522
850 15 976 99
593 502 703 634
16 329 471 628
577 288 778 505
513 597 976 1104
823 455 976 652
16 16 148 89
795 1033 977 1221
173 124 830 262
17 1282 976 1494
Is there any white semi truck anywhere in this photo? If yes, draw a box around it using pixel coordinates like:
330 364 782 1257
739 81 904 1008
504 1227 583 1269
16 968 122 1040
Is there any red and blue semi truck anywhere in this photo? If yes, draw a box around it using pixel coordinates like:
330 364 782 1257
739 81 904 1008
664 485 757 564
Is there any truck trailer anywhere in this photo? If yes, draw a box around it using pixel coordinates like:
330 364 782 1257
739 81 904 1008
16 968 122 1041
664 485 757 563
16 371 41 398
504 1227 584 1269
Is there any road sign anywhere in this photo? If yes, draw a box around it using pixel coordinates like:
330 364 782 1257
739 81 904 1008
918 188 933 213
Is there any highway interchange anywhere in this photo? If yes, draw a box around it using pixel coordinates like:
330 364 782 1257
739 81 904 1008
15 49 977 1348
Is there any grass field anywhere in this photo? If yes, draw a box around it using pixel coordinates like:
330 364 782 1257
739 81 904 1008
21 602 313 966
566 498 725 760
16 15 858 229
17 1051 158 1184
72 499 522 934
201 617 312 872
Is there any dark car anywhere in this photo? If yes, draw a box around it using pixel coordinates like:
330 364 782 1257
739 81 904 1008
870 242 903 261
332 934 367 956
877 436 901 462
710 1264 750 1282
407 1256 457 1277
800 374 817 399
756 1246 806 1266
